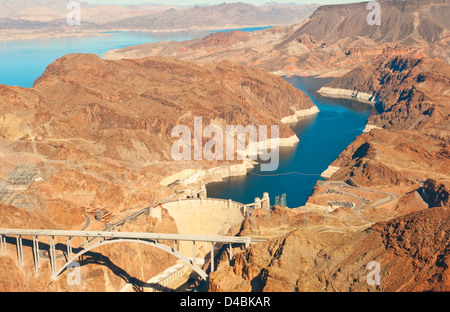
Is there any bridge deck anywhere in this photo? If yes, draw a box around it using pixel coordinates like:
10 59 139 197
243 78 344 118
0 229 266 244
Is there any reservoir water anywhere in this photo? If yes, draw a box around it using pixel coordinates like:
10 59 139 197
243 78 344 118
0 27 272 88
207 76 375 208
0 31 374 209
0 30 206 88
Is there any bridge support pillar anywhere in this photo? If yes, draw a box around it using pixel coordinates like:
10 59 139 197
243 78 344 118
0 235 6 255
32 235 40 275
192 241 196 266
67 237 73 259
16 235 23 269
49 236 57 280
210 242 215 273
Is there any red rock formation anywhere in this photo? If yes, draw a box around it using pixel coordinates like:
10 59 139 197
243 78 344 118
209 208 450 292
422 179 450 208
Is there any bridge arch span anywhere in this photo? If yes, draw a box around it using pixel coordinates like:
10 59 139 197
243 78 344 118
0 229 265 285
56 238 208 280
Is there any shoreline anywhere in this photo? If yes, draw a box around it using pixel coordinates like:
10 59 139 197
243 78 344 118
317 87 381 106
160 134 302 192
159 101 319 192
159 84 378 205
363 124 383 133
0 30 113 43
0 25 274 44
281 106 320 124
321 165 341 180
97 24 274 34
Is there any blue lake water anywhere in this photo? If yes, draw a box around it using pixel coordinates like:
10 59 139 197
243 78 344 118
0 28 273 88
0 30 210 88
208 26 273 33
207 76 375 208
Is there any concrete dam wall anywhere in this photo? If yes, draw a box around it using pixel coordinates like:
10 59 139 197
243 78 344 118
159 198 246 258
132 193 270 291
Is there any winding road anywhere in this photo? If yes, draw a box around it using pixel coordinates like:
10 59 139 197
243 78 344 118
317 181 400 210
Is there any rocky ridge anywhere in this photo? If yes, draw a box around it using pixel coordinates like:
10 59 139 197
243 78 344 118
209 207 450 292
104 0 450 77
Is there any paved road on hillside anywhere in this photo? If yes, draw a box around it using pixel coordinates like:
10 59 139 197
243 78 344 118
317 181 399 210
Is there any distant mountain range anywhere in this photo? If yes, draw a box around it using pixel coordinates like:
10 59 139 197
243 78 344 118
105 0 450 78
0 0 184 24
100 2 319 30
0 1 318 30
292 0 450 44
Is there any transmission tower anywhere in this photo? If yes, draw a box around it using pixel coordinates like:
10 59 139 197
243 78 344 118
280 194 287 208
275 196 280 206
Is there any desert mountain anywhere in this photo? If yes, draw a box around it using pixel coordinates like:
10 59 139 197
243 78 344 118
0 54 314 219
322 55 449 191
326 55 450 131
292 0 450 44
1 0 449 293
101 2 318 30
209 206 450 292
105 0 450 77
31 53 314 156
0 1 318 29
0 0 182 24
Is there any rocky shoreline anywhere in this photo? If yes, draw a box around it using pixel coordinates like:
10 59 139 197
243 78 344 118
317 87 380 106
161 133 302 197
281 107 320 124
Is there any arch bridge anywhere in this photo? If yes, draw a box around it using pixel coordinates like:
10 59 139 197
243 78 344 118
0 229 265 281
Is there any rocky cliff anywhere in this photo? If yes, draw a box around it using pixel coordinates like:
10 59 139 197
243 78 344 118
294 0 450 45
209 207 450 292
422 179 450 208
2 0 449 293
325 55 450 131
318 54 449 201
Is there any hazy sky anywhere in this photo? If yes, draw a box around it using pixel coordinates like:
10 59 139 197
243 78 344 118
82 0 363 6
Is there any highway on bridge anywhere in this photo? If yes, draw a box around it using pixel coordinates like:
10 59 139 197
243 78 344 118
0 228 266 281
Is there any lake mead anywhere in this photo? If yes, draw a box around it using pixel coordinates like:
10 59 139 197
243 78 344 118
206 76 375 208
